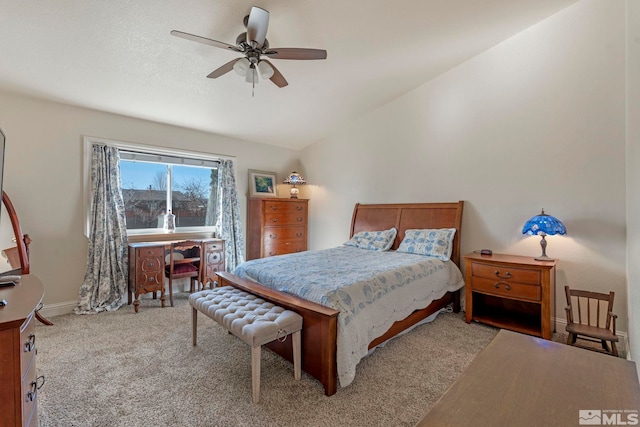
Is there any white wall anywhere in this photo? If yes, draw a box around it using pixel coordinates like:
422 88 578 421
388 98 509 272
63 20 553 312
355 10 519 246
626 0 640 363
0 90 300 312
301 1 628 330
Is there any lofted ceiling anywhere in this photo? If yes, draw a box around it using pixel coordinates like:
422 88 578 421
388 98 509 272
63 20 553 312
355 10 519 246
0 0 578 150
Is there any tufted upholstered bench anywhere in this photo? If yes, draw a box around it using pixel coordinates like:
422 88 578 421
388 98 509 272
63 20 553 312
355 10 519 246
189 286 303 403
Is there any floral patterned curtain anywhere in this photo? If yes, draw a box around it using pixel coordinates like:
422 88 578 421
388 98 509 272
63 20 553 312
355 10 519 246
75 145 128 314
217 159 245 271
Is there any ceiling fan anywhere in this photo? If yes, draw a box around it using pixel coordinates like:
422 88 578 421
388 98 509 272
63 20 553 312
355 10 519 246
171 6 327 88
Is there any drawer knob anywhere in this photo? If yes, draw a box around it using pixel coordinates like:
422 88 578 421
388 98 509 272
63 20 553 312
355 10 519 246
494 270 511 280
296 217 303 222
24 333 36 353
296 206 303 210
270 206 279 210
494 282 512 291
269 234 278 239
270 218 278 223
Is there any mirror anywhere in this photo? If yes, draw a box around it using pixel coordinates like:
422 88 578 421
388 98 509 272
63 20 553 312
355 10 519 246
0 191 51 325
0 191 30 275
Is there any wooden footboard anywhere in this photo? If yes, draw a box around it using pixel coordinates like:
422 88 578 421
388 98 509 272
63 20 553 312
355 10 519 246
217 271 461 396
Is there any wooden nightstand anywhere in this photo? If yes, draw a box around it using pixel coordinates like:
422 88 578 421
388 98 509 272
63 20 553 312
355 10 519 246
464 252 556 339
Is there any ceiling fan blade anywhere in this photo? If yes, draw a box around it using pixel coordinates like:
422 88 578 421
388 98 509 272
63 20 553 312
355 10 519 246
207 58 242 79
171 30 241 52
262 60 288 88
246 7 269 48
264 48 327 60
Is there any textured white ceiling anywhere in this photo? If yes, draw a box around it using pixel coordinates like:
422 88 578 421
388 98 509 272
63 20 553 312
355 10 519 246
0 0 578 150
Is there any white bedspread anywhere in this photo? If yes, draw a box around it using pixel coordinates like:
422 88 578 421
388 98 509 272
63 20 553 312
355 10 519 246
233 246 464 387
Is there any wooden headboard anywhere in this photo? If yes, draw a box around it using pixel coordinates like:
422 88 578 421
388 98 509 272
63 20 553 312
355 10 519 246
349 201 464 267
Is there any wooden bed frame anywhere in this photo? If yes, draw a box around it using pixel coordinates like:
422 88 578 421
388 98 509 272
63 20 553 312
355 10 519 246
217 201 464 396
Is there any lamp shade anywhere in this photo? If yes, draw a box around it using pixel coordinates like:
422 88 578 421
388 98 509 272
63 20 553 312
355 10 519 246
283 171 306 186
522 209 566 261
522 209 566 236
283 171 306 198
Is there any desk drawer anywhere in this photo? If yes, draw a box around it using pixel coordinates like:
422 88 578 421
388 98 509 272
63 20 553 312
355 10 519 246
471 277 541 301
471 263 541 285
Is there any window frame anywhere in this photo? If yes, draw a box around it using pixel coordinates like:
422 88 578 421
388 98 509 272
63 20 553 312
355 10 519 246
83 136 232 239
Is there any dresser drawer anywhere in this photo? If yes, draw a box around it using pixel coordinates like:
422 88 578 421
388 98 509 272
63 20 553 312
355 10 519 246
263 201 307 214
471 263 541 285
21 355 38 425
20 313 36 378
263 226 306 244
264 242 306 257
264 212 307 226
471 277 541 301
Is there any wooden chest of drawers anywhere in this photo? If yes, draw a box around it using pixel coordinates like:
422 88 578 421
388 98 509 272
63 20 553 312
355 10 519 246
0 275 45 427
464 253 556 339
246 198 308 260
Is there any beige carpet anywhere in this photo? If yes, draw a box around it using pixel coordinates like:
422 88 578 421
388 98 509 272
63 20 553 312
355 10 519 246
34 294 617 427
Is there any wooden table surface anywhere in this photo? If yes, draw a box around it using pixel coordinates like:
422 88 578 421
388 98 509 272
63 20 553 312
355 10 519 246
415 329 640 427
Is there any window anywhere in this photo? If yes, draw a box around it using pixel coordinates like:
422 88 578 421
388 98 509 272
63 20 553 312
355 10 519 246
84 137 223 236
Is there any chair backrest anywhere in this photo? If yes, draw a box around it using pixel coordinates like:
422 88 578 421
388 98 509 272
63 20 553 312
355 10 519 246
565 286 615 330
167 240 203 278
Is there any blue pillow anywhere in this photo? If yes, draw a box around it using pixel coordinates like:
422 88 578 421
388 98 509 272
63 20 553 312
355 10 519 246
397 228 456 260
344 227 397 251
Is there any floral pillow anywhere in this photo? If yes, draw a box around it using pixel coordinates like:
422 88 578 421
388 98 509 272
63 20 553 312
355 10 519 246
397 228 457 261
344 227 397 251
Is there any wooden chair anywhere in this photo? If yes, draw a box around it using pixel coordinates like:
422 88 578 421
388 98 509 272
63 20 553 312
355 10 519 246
564 285 618 356
165 240 203 307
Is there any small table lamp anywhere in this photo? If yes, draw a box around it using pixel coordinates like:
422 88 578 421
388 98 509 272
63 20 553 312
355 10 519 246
283 171 306 198
522 209 566 261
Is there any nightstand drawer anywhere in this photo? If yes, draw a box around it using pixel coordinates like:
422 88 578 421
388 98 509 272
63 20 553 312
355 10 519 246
471 277 541 301
471 263 541 285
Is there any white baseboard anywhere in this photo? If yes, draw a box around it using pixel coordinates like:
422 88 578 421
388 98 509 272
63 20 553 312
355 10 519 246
39 300 77 318
38 291 179 319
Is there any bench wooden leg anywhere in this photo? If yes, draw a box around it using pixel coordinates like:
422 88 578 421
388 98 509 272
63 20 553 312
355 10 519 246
293 330 301 381
192 307 198 346
251 345 261 403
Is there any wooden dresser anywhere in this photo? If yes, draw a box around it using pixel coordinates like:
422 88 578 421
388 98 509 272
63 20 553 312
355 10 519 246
0 275 45 427
464 252 556 339
128 238 225 312
246 198 308 260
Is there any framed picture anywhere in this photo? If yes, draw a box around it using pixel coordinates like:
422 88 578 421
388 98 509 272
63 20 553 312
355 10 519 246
248 170 278 198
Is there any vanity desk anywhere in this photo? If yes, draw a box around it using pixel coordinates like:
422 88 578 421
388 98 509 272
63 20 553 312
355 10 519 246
127 238 225 312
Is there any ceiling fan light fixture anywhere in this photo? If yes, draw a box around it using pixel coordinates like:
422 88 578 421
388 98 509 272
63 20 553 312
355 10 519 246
245 65 258 83
257 61 274 79
233 58 250 75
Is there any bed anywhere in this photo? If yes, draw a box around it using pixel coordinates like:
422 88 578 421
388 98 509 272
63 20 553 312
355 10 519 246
217 201 464 396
